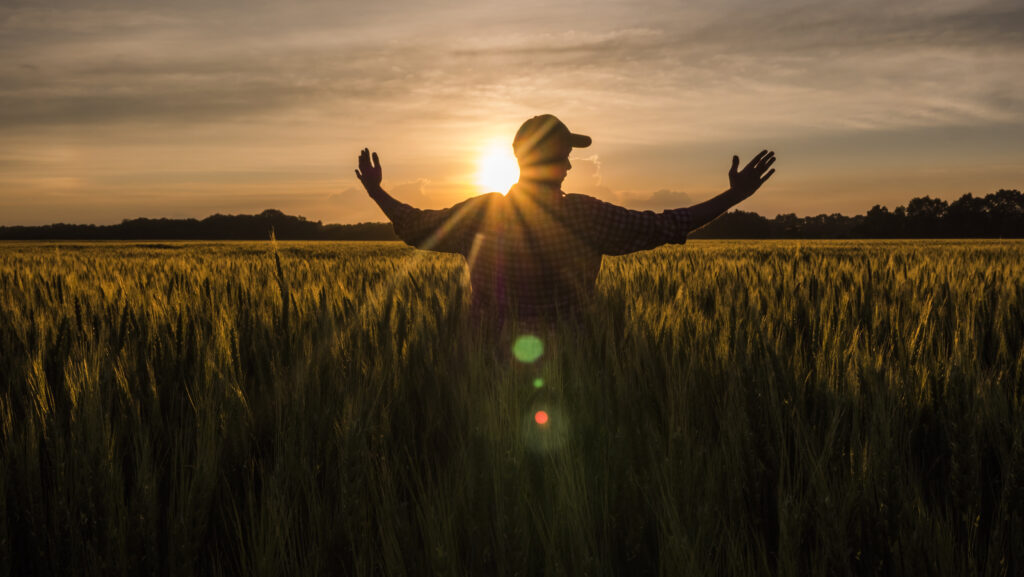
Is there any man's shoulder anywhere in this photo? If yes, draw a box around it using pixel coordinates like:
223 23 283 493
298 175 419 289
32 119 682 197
562 193 621 210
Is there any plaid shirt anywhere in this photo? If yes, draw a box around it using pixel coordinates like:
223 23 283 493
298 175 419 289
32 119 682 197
371 184 691 320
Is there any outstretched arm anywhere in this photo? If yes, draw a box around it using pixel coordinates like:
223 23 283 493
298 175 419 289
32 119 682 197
564 151 776 255
355 148 412 224
687 150 776 231
355 148 485 254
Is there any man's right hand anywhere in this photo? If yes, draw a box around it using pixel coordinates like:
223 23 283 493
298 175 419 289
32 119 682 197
355 148 383 192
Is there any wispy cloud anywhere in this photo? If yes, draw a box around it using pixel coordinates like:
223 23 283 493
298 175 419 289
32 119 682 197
0 0 1021 223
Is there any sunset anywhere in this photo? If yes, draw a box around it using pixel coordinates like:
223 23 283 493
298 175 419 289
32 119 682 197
3 2 1023 575
2 0 1022 225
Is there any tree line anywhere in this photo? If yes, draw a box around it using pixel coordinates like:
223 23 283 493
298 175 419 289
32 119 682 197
689 189 1023 239
1 190 1020 241
0 209 400 241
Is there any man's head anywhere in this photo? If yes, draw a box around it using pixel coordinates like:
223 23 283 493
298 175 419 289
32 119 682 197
513 115 591 184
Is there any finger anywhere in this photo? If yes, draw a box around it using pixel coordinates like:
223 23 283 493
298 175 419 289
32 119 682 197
730 155 739 175
760 168 775 183
372 151 380 169
760 155 776 173
355 169 362 179
744 150 768 172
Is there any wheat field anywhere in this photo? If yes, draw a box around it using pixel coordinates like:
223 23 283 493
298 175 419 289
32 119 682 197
1 240 1022 576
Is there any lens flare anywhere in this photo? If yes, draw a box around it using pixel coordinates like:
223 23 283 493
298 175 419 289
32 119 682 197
512 335 543 363
533 378 544 389
523 406 567 453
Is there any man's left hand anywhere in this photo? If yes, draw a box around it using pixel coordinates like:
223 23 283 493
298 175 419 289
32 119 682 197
729 150 776 199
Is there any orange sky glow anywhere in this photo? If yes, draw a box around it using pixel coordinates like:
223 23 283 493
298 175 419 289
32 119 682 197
1 0 1022 226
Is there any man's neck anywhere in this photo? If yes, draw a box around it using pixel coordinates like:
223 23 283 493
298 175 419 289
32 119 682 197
514 179 563 200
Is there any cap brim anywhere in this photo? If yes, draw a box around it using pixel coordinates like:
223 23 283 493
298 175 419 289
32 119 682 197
569 133 592 148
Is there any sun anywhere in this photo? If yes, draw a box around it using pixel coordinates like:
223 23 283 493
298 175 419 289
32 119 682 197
476 143 519 194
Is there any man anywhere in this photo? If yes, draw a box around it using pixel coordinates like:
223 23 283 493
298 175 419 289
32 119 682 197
355 114 775 322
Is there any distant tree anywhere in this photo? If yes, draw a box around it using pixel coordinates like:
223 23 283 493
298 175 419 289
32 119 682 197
905 196 948 237
771 213 802 237
689 210 771 238
987 189 1024 237
892 206 908 237
944 193 989 238
859 205 894 238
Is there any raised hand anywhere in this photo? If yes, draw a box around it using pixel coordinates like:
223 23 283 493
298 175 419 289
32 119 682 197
729 150 776 198
355 148 383 191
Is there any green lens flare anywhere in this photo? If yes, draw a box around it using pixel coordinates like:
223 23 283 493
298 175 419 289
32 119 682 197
512 334 544 363
533 378 544 389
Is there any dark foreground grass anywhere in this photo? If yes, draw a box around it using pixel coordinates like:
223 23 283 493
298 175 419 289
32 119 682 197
1 240 1022 576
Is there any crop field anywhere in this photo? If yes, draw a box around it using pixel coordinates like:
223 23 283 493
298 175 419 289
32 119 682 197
1 240 1022 576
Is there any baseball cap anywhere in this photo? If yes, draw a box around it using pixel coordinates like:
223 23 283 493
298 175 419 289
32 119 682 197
512 114 591 164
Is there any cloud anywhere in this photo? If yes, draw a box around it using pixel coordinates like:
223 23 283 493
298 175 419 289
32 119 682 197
389 179 435 208
562 154 614 200
326 185 384 223
1 0 1023 224
4 0 1022 135
563 154 691 210
617 189 694 212
703 0 1024 54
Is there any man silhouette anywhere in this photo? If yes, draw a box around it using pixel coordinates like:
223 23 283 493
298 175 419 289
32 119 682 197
356 114 775 322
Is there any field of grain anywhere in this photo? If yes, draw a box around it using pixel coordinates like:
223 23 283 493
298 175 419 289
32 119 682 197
1 240 1022 576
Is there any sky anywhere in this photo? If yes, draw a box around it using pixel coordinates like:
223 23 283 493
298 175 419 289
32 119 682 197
1 0 1022 226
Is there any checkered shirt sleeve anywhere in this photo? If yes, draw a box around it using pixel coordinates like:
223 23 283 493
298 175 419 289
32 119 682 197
562 194 691 255
370 190 496 254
